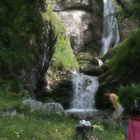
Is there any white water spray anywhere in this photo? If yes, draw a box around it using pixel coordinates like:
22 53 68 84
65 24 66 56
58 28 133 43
96 57 104 67
101 0 120 55
71 72 99 110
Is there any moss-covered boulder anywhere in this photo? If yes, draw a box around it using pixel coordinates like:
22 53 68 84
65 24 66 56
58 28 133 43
80 64 103 76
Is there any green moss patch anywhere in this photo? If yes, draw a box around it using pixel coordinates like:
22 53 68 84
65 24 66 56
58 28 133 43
43 3 79 71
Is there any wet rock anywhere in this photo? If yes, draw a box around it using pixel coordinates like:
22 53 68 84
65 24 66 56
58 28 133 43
46 70 73 109
80 64 103 76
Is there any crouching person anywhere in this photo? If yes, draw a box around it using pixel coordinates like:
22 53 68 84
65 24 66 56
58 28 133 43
105 91 124 128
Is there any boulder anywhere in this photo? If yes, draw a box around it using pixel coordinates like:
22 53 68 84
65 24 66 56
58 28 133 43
0 110 17 117
44 103 64 114
80 64 103 76
23 99 44 111
23 99 64 114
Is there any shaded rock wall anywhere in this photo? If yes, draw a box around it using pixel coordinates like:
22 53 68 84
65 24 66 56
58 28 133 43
47 71 73 109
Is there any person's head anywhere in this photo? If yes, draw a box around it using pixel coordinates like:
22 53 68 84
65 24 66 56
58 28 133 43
130 98 140 116
104 89 111 97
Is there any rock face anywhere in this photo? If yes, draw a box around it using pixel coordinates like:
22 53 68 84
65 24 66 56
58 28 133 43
51 0 103 55
52 0 91 11
46 71 73 109
57 11 93 54
80 64 103 76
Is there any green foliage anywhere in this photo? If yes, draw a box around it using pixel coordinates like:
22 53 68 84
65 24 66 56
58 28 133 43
126 0 140 22
118 84 140 113
90 118 124 140
0 0 43 68
93 123 104 132
95 125 123 140
52 37 79 70
108 28 140 81
0 91 26 112
116 0 140 22
43 3 79 71
0 0 44 91
0 77 24 93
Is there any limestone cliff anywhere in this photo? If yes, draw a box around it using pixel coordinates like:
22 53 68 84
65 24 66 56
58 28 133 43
51 0 103 56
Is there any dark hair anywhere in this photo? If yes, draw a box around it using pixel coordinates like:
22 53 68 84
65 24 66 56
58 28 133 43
105 89 112 93
130 98 140 116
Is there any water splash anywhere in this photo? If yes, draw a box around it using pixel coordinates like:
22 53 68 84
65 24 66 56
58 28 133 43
95 57 104 67
101 0 120 56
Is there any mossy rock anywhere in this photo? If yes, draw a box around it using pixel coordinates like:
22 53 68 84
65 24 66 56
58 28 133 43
77 52 99 66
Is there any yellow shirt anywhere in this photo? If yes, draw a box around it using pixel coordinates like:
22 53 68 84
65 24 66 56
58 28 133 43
110 93 120 108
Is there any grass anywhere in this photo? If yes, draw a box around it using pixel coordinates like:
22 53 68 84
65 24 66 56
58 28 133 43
0 112 124 140
0 113 76 140
93 119 124 140
0 91 26 112
0 91 124 140
51 37 79 71
95 128 124 140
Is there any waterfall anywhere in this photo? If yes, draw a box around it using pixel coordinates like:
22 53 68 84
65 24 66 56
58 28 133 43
71 71 99 110
101 0 120 55
95 57 104 67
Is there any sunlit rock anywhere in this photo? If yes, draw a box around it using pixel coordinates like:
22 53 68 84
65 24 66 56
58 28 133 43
23 99 64 114
57 11 93 54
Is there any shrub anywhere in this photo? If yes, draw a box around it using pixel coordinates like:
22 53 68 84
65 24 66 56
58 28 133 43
118 84 140 113
108 28 140 82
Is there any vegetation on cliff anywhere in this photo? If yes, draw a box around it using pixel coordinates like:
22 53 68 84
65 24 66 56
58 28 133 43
104 28 140 112
43 3 79 71
0 0 44 92
109 28 140 82
98 0 140 111
0 0 78 95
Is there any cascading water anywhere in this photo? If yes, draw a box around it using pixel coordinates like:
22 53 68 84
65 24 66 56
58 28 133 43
65 72 99 117
71 72 99 109
101 0 120 56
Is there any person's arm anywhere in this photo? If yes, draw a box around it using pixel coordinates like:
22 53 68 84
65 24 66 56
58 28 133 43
110 95 116 109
